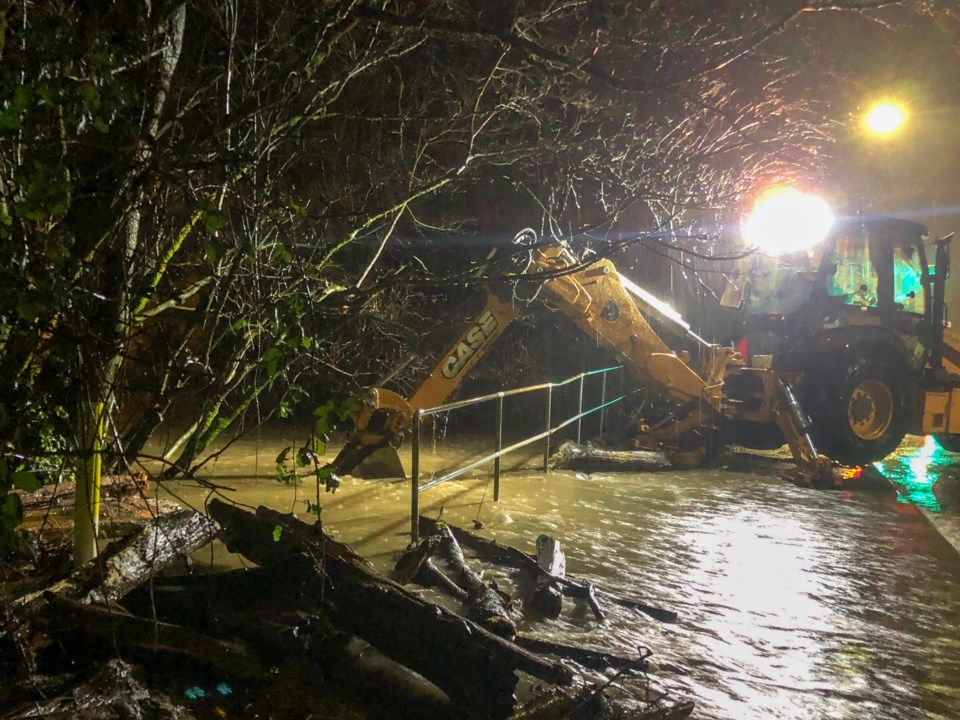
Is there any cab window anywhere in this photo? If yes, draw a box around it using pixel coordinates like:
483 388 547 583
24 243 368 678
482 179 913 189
824 230 878 308
893 245 924 314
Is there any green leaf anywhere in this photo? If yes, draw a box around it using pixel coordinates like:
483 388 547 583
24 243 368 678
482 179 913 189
320 465 339 494
0 493 23 529
309 435 327 457
313 400 339 436
338 399 356 422
262 347 284 378
12 470 40 493
44 237 70 264
203 212 227 233
204 242 222 264
275 447 291 465
16 294 41 322
15 168 72 221
272 525 282 542
271 244 293 263
0 107 21 132
79 82 100 111
296 447 318 468
301 336 312 350
11 84 32 113
36 84 54 106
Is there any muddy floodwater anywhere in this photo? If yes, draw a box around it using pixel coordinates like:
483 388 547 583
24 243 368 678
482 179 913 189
155 429 960 720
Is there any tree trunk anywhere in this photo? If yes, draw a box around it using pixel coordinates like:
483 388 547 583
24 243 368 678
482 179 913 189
14 509 218 615
548 440 672 472
395 525 518 636
72 3 188 567
72 401 106 565
432 525 517 638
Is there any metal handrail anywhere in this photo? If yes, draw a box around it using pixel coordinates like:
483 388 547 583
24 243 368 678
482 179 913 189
410 365 624 541
416 365 619 416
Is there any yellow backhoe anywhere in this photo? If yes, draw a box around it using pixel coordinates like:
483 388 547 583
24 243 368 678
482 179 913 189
328 232 834 485
329 216 960 486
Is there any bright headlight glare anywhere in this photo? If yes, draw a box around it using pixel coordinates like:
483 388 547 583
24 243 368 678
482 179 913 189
743 188 834 255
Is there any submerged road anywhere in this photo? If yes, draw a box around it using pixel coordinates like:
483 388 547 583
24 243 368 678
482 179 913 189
165 432 960 719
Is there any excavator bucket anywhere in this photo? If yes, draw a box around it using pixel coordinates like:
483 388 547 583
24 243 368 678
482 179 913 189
352 446 406 479
331 440 406 480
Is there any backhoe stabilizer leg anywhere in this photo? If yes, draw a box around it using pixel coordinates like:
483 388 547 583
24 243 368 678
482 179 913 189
773 380 840 487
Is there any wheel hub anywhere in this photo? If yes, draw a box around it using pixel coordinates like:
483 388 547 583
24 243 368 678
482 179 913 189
847 379 894 441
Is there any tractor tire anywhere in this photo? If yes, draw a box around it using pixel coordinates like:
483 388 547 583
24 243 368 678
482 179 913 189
801 350 907 466
933 434 960 453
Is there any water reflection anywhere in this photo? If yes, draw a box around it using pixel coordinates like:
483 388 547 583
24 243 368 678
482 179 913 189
880 435 945 512
157 433 960 719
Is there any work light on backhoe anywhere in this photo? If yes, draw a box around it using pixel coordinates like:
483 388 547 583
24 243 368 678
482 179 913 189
743 186 834 256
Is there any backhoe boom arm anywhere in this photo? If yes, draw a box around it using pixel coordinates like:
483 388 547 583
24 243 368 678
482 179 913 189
327 234 835 485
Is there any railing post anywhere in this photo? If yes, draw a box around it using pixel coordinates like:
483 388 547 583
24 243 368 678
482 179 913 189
576 373 585 443
411 411 421 543
494 393 503 502
599 372 608 441
543 385 553 472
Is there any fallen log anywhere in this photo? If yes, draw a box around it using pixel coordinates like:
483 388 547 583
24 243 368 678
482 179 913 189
420 557 471 602
394 534 470 601
13 509 219 616
418 516 677 624
16 474 148 513
35 593 262 680
433 525 517 638
393 532 444 584
642 701 697 720
208 499 571 719
548 440 672 473
511 635 648 674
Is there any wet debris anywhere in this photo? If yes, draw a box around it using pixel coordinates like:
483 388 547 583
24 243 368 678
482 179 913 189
1 490 693 719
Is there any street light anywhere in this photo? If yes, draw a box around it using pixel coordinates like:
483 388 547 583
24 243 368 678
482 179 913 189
863 100 909 138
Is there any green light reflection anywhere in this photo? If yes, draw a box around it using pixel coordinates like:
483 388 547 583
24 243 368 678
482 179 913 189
877 436 944 512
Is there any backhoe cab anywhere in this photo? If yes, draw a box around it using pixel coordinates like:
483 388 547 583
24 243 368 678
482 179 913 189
735 216 960 465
